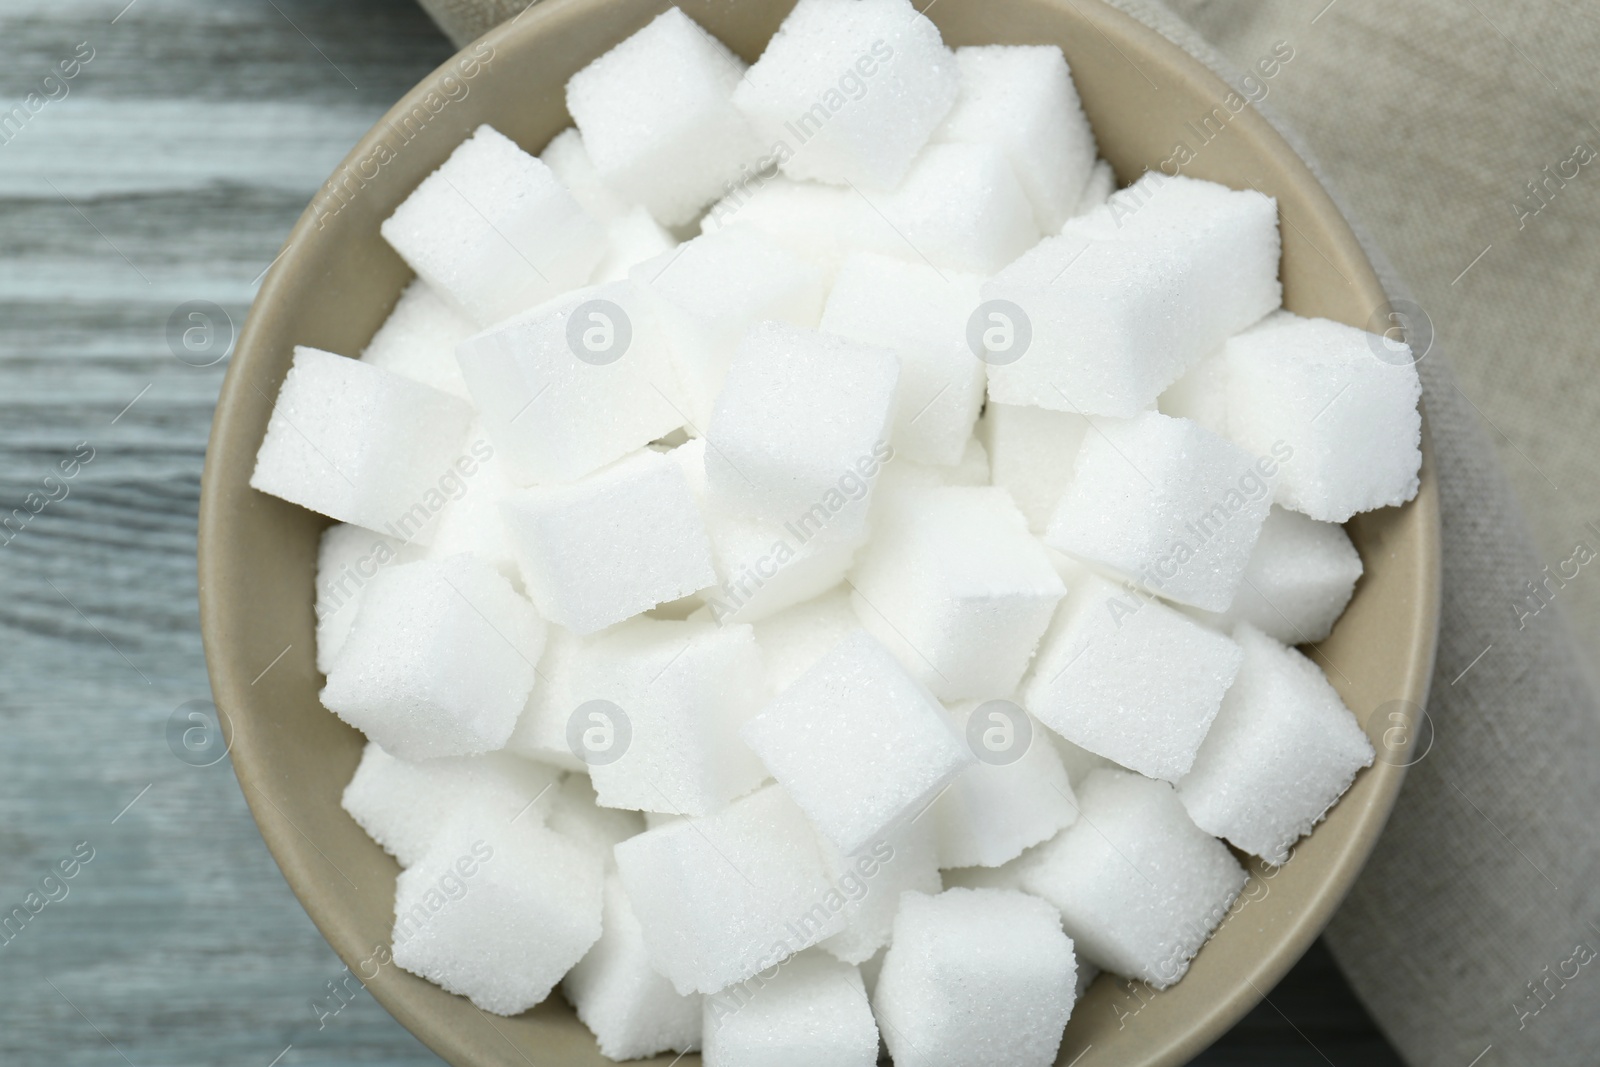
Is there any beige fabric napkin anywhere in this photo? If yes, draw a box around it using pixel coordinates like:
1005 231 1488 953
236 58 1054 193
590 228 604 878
417 2 1600 1064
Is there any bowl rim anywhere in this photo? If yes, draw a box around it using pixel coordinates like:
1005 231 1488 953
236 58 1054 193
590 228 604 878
198 0 1442 1063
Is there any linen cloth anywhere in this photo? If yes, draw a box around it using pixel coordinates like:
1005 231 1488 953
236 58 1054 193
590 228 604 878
417 1 1600 1063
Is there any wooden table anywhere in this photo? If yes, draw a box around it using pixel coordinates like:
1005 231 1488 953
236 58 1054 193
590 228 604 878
0 1 1404 1063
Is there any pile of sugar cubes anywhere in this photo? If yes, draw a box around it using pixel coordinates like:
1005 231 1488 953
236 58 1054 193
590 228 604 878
250 0 1421 1061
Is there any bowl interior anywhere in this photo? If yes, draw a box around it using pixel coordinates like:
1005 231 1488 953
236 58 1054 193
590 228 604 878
197 1 1441 1064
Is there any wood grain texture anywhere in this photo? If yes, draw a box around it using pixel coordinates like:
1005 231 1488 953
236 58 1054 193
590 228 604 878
0 1 1399 1063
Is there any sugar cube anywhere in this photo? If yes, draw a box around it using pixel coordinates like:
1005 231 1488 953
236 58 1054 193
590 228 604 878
1045 411 1276 612
539 127 630 223
506 625 588 771
1022 570 1242 781
455 280 687 487
874 142 1040 274
391 807 604 1015
1178 624 1374 864
983 173 1281 416
703 176 900 281
740 630 972 854
613 785 846 994
314 523 423 674
360 278 475 399
978 403 1091 534
631 226 826 426
420 430 520 584
1157 344 1230 435
749 588 862 697
592 205 678 284
1072 158 1116 218
566 616 769 816
933 700 1079 868
249 346 475 543
380 125 604 325
1022 769 1246 987
871 436 989 513
818 822 942 965
734 0 960 190
704 950 879 1067
939 848 1035 892
874 887 1077 1067
1190 505 1363 643
935 45 1097 232
500 449 717 634
566 8 765 226
321 555 546 760
819 252 985 465
545 773 645 864
850 487 1065 700
564 873 702 1060
1225 310 1423 522
673 440 871 624
704 321 899 521
341 741 561 867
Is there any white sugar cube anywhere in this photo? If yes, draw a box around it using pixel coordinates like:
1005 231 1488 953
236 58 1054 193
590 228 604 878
704 950 879 1067
734 0 959 190
506 625 588 771
539 127 630 223
614 785 846 994
321 555 546 760
818 823 942 965
1022 769 1246 988
455 281 687 487
249 346 475 543
566 617 769 816
749 588 861 697
1022 570 1242 781
592 205 678 284
820 252 985 465
1178 624 1374 864
704 177 900 281
1225 310 1423 522
875 142 1040 274
1049 732 1122 784
420 432 520 584
933 701 1079 868
314 523 423 674
850 487 1065 700
935 45 1097 232
360 278 474 399
874 888 1077 1067
983 173 1281 416
1072 159 1116 217
392 807 603 1015
632 226 826 426
1045 411 1276 612
939 848 1035 892
380 125 604 325
1157 344 1230 435
546 774 645 864
978 403 1090 534
673 439 871 624
564 873 702 1060
871 437 989 512
341 741 561 867
566 8 764 226
704 321 899 521
740 630 971 854
501 449 717 634
1190 506 1364 643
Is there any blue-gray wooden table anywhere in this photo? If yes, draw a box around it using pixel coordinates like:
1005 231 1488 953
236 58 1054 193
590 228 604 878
0 1 1403 1063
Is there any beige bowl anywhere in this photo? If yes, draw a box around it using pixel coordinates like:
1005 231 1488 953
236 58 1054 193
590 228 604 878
197 0 1441 1063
